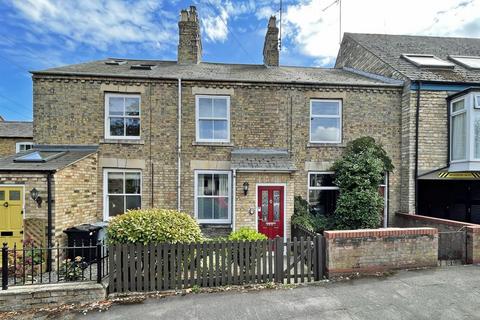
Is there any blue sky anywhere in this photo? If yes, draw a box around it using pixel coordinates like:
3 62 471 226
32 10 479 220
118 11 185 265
1 0 480 121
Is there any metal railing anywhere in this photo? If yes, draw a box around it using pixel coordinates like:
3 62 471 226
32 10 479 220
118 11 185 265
1 240 109 290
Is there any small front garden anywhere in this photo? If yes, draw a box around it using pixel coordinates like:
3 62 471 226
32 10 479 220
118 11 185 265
292 136 394 233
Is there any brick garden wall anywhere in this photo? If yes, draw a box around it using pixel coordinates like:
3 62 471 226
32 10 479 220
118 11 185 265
396 213 480 264
0 282 106 312
324 228 438 277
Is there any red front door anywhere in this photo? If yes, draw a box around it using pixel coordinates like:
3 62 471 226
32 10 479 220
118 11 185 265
257 186 284 239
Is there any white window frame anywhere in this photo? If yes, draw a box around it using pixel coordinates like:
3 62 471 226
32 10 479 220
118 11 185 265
195 95 230 143
194 170 232 224
103 169 142 221
309 99 342 144
15 142 33 153
307 171 340 210
104 93 141 140
450 97 468 162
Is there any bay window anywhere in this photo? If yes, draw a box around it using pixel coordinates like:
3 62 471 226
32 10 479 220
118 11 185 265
104 169 141 220
195 171 231 224
449 90 480 171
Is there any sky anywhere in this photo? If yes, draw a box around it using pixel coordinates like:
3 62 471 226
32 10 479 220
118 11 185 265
1 0 480 121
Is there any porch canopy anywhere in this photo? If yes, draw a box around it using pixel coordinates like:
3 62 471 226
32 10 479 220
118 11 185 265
230 148 296 172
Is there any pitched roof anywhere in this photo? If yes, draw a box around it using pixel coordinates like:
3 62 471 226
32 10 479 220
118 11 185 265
230 148 296 172
0 121 33 138
0 145 97 172
31 59 401 87
343 33 480 83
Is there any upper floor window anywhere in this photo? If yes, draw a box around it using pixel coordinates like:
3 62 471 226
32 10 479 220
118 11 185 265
449 90 480 172
105 93 140 139
15 142 33 153
196 95 230 143
310 99 342 143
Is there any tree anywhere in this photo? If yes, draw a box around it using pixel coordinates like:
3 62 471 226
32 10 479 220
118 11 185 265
331 137 393 230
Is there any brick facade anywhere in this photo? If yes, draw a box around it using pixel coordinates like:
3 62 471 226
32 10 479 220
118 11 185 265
0 137 33 158
32 75 403 236
324 227 438 277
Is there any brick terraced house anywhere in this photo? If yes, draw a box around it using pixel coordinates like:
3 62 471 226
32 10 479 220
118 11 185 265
2 6 410 247
0 117 33 157
336 33 480 223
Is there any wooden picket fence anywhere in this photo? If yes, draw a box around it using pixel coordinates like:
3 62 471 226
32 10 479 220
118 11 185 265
109 236 325 293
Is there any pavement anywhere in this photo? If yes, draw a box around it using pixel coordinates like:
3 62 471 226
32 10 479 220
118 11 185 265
78 265 480 320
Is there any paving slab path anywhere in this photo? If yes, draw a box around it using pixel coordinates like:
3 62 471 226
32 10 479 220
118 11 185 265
80 265 480 320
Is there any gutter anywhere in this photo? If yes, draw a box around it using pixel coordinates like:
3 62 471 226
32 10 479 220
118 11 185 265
177 78 182 211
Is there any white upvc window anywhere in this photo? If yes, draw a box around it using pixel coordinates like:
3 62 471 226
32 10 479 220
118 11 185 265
310 99 342 143
103 169 142 220
194 170 231 224
307 172 339 216
15 142 33 153
105 93 141 139
195 95 230 143
451 98 467 161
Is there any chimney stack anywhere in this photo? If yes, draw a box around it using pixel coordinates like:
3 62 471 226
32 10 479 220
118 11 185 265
263 16 279 67
178 6 202 64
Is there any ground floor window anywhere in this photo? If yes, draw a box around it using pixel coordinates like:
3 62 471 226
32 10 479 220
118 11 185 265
104 169 141 219
307 172 388 221
308 172 339 216
195 171 231 224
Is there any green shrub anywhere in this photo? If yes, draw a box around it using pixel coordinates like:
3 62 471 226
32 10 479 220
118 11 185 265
106 209 203 244
331 136 393 230
228 227 267 241
292 196 332 232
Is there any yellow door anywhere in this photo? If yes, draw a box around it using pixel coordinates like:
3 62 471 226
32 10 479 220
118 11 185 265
0 187 24 250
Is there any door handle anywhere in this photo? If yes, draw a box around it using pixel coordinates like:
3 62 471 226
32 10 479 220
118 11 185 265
2 202 8 208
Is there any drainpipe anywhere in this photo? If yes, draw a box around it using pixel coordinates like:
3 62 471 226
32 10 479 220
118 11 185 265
414 81 421 214
177 78 182 211
232 169 236 232
46 171 53 272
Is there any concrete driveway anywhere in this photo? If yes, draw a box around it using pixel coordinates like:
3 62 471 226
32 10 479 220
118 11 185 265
80 265 480 320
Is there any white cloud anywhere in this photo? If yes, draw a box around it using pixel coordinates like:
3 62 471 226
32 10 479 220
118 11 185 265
202 6 229 42
8 0 177 52
283 0 480 66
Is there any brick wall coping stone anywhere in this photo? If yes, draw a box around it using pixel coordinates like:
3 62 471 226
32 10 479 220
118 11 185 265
397 212 479 228
324 227 437 239
0 282 104 295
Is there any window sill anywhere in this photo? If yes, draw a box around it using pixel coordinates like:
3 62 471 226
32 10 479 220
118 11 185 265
101 138 145 145
192 141 234 147
198 222 232 225
307 142 345 148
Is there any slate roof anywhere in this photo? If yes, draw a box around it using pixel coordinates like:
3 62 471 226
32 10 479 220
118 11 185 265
230 148 296 172
31 59 401 87
343 33 480 83
0 121 33 138
0 145 98 172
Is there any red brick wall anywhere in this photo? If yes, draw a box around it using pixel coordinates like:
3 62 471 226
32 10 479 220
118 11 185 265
324 228 438 277
396 213 480 264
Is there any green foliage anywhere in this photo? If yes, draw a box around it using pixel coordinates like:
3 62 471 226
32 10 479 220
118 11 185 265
228 227 267 241
292 196 332 232
331 136 393 230
106 209 203 244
